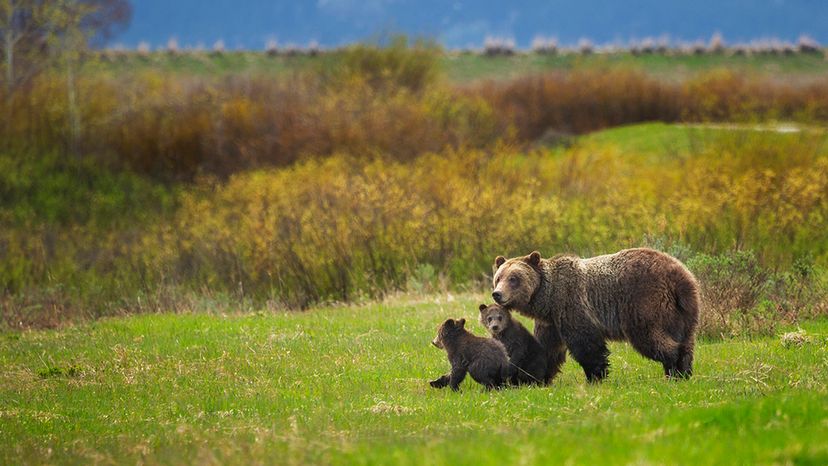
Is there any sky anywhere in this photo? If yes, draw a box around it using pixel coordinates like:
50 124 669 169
113 0 828 50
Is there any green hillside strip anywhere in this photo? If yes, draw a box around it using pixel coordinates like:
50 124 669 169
2 295 826 464
579 122 828 161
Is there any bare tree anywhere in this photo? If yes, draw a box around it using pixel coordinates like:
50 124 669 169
0 1 18 90
1 0 131 152
82 0 132 46
0 0 131 91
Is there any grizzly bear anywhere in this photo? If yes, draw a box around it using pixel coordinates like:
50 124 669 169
492 248 699 382
478 304 548 385
430 318 514 391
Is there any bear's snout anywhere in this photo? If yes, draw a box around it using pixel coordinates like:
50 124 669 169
492 291 503 304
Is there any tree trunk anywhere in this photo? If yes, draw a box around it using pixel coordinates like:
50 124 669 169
3 28 12 91
66 60 80 154
2 27 13 150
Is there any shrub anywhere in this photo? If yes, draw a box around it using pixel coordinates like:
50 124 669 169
483 37 516 56
473 69 684 138
687 250 772 338
328 36 442 93
5 48 828 181
531 36 558 55
3 130 828 328
686 249 827 339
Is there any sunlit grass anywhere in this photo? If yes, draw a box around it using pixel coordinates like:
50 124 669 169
1 294 827 464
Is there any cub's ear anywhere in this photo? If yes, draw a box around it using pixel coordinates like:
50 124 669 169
458 318 466 328
526 251 541 266
494 256 506 268
479 304 488 312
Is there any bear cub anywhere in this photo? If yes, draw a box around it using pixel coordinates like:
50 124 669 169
479 304 548 385
430 318 513 391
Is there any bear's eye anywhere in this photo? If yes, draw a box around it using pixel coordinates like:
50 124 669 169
509 276 519 286
487 316 493 323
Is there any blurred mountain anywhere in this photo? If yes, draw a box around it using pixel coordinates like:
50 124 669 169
114 0 828 49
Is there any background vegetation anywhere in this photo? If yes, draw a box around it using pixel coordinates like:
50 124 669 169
2 35 828 337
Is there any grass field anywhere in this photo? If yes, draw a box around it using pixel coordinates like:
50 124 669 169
2 293 827 465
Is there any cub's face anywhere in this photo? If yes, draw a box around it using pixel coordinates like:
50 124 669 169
478 304 511 336
432 318 466 349
492 251 542 310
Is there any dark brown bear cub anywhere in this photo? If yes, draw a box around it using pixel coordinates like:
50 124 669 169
430 318 513 391
479 304 548 385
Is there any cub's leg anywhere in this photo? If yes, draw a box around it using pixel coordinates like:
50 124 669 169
449 365 468 391
429 374 450 388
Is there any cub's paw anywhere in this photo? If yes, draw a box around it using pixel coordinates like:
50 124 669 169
429 375 450 388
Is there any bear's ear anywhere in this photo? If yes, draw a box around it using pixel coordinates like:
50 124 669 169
526 251 541 266
458 318 466 328
494 256 506 268
479 304 487 312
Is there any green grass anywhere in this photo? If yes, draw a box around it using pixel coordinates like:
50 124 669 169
2 294 827 464
548 122 828 170
443 51 828 82
91 50 828 82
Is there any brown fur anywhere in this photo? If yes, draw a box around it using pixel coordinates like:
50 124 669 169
430 318 514 391
492 248 700 382
479 304 548 385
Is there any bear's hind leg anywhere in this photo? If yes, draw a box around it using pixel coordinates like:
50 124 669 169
628 331 685 379
674 342 694 378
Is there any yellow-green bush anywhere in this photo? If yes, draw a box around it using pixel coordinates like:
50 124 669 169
3 129 828 331
126 131 828 317
330 36 442 93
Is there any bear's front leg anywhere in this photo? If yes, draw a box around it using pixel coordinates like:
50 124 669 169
563 325 610 383
429 374 450 388
448 366 468 391
534 320 567 384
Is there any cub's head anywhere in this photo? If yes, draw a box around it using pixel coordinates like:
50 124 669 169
478 303 512 336
432 318 466 349
492 251 543 309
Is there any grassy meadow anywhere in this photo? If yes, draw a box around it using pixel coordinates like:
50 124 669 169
2 296 828 464
3 39 828 464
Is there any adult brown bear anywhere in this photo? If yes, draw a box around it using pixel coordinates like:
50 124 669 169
492 248 699 383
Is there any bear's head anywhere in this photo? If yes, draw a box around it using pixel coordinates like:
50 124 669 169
478 303 512 336
432 318 466 349
491 251 542 309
